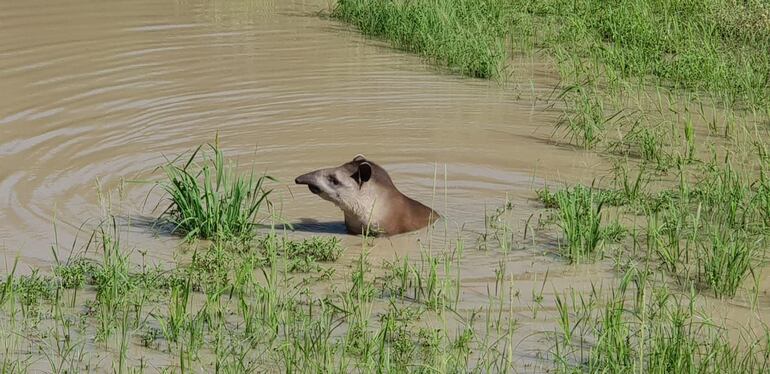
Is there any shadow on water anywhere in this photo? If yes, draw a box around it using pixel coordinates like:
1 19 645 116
258 218 348 235
110 215 348 240
113 214 181 239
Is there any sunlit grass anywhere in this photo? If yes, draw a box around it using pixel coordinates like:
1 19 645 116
332 0 513 79
159 139 274 241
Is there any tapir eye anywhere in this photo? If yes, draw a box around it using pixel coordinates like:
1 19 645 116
328 175 340 186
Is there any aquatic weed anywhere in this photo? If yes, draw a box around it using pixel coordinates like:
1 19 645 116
554 185 605 263
159 138 274 241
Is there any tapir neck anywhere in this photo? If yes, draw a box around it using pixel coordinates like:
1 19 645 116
343 190 438 236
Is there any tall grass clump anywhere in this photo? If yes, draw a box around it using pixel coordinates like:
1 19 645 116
700 228 757 298
332 0 513 79
160 139 273 241
554 185 604 263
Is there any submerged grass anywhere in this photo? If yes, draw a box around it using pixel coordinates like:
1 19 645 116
333 0 770 287
258 234 345 273
538 154 766 296
0 218 528 371
554 84 624 149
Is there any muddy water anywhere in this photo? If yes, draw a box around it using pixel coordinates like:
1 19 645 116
0 0 604 267
1 0 766 371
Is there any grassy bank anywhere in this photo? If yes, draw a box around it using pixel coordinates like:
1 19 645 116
332 0 515 78
520 0 770 108
333 0 770 108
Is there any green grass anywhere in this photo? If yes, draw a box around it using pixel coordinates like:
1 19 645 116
331 0 514 79
609 123 673 171
54 258 98 290
538 155 766 297
284 236 344 262
701 227 757 298
552 266 770 373
529 0 770 109
1 269 57 311
333 0 770 110
160 139 274 241
1 212 530 372
539 184 638 263
333 0 770 297
379 251 458 312
554 84 624 149
537 184 626 209
554 185 605 263
329 5 770 373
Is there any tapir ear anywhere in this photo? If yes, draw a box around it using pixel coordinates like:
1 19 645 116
359 162 372 182
353 154 367 162
353 162 372 187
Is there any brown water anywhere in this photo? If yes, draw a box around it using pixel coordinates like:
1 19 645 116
1 0 766 371
0 0 606 267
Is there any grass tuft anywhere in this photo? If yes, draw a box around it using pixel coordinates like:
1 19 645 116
700 228 757 298
160 139 274 241
554 185 604 263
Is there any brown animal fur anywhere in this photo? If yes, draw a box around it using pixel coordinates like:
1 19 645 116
294 155 439 236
